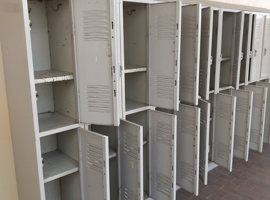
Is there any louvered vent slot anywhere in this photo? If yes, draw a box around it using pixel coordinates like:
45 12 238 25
182 16 196 38
87 85 112 113
156 122 172 146
153 15 175 40
121 127 138 159
216 142 228 162
250 129 260 144
154 173 171 197
216 103 231 119
180 114 196 134
151 75 174 99
253 95 263 108
234 135 245 150
236 97 249 113
87 143 103 173
120 187 137 200
181 161 194 184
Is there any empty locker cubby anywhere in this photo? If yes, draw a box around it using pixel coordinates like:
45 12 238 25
121 1 181 117
40 130 81 200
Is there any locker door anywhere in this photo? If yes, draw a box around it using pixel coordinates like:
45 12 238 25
260 15 270 79
199 7 213 100
79 129 110 200
176 105 200 195
180 4 201 105
245 85 267 152
250 14 265 82
213 94 236 172
149 110 177 200
230 89 253 161
198 99 210 185
72 0 120 126
256 82 270 144
148 2 181 111
232 12 244 89
118 120 143 200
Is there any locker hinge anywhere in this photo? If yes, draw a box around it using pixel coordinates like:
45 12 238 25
175 80 177 86
120 65 123 77
210 56 213 65
240 52 244 61
176 23 179 30
112 66 116 74
111 21 114 30
249 51 253 58
114 90 117 96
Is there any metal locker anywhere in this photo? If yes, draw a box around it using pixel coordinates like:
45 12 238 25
118 120 144 200
149 110 177 200
244 85 267 152
176 104 200 195
230 89 253 161
72 0 121 126
180 4 201 105
212 94 236 172
198 99 210 185
256 82 270 144
199 7 213 100
260 15 270 79
249 14 265 82
79 129 110 200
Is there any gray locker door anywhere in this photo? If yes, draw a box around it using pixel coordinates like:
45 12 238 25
180 4 201 105
79 129 110 200
250 14 265 82
213 94 236 172
149 110 177 200
256 82 270 144
232 12 244 89
72 0 120 126
244 85 267 152
149 2 181 111
261 15 270 79
118 120 143 200
198 99 210 185
176 104 200 195
231 89 253 161
199 7 213 100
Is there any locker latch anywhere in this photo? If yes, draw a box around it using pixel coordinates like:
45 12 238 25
240 52 244 61
210 56 213 65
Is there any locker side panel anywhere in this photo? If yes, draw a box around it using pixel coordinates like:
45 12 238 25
213 94 236 172
119 120 143 200
260 15 270 79
244 85 267 152
180 4 201 105
231 89 253 161
198 99 210 185
72 0 120 125
79 129 110 200
149 2 180 111
176 105 200 195
199 7 213 100
149 110 177 200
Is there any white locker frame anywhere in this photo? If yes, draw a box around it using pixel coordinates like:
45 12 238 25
260 15 270 80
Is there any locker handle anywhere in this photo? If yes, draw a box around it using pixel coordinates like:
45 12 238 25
264 48 267 56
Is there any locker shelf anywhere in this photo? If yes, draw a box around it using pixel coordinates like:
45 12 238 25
109 148 117 159
219 85 234 92
209 90 215 94
208 162 218 172
221 57 231 62
39 113 80 137
143 140 148 145
125 99 154 116
43 151 79 183
124 65 147 74
34 70 74 84
239 83 245 86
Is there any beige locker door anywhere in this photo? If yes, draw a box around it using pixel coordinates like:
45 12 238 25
149 110 177 200
199 7 213 100
176 104 200 195
148 2 181 111
72 0 120 126
118 120 143 200
213 94 236 172
250 14 265 82
244 85 267 152
79 129 110 200
180 4 201 105
260 15 270 79
230 89 253 162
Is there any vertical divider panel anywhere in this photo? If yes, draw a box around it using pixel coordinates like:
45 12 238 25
118 120 143 200
176 104 200 195
244 14 253 85
149 110 177 200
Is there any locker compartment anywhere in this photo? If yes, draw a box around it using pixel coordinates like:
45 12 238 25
28 0 79 137
260 15 270 79
40 130 81 200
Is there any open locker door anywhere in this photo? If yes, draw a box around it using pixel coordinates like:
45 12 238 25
250 14 265 82
256 82 270 144
149 110 177 200
232 12 244 89
198 99 210 185
244 85 267 152
176 105 200 195
230 89 253 161
260 15 270 79
72 0 120 126
148 2 181 111
199 7 213 100
180 4 201 105
79 129 110 200
118 120 143 200
213 94 236 172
